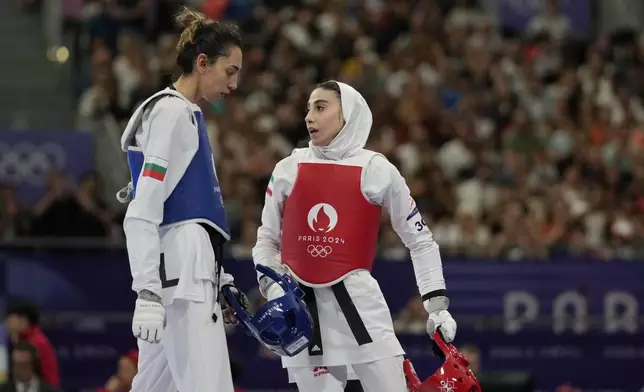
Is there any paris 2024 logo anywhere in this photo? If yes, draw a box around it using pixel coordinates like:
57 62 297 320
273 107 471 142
298 203 345 257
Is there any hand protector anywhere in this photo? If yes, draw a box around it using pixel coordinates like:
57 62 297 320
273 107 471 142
424 296 457 343
132 292 165 344
220 284 250 324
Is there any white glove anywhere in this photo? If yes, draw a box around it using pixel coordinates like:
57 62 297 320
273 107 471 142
258 267 287 301
265 282 285 301
132 291 165 344
424 296 457 343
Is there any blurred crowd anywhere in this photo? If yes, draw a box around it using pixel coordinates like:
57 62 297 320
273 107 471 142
0 171 120 241
3 0 644 262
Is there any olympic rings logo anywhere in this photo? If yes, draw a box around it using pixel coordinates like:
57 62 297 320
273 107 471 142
0 142 67 186
307 245 332 258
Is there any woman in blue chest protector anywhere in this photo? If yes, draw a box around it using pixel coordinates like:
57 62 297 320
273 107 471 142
117 7 250 392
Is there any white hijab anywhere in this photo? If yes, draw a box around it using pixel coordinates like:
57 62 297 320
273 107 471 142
309 81 373 161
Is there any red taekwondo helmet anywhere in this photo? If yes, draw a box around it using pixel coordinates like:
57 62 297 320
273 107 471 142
404 332 481 392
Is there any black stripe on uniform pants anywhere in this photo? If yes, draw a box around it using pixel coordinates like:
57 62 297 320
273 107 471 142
159 253 179 288
331 281 373 346
300 285 323 356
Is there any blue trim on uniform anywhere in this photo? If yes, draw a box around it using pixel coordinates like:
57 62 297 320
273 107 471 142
406 207 419 221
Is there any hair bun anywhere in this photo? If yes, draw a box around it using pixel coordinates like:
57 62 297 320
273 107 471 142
175 7 208 51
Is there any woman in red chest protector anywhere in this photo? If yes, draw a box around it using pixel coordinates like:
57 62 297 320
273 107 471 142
252 81 458 392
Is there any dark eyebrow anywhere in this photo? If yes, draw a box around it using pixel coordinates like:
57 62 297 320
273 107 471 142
310 99 329 105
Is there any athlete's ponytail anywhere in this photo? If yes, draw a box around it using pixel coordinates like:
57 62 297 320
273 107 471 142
174 7 242 74
175 8 206 52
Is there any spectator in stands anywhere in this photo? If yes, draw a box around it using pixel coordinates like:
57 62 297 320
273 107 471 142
152 34 181 88
0 184 31 240
27 170 115 239
0 342 63 392
76 43 127 127
97 349 137 392
112 32 155 114
74 171 114 238
4 301 60 388
31 171 81 238
82 1 120 56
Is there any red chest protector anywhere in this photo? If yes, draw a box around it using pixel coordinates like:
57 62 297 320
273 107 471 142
281 161 381 285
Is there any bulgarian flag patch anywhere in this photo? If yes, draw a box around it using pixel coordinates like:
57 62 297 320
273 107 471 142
142 156 168 181
266 175 274 196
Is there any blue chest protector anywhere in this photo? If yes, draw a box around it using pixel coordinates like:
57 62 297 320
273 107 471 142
127 109 230 240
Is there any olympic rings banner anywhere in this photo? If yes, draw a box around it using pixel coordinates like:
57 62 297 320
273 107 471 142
0 250 643 391
0 131 94 204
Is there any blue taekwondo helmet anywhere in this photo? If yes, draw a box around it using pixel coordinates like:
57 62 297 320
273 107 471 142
222 264 314 357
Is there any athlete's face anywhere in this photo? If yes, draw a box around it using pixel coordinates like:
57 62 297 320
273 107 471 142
198 46 242 102
305 88 345 146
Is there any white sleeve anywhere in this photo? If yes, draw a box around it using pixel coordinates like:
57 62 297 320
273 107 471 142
123 98 198 297
252 157 294 279
363 155 446 298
